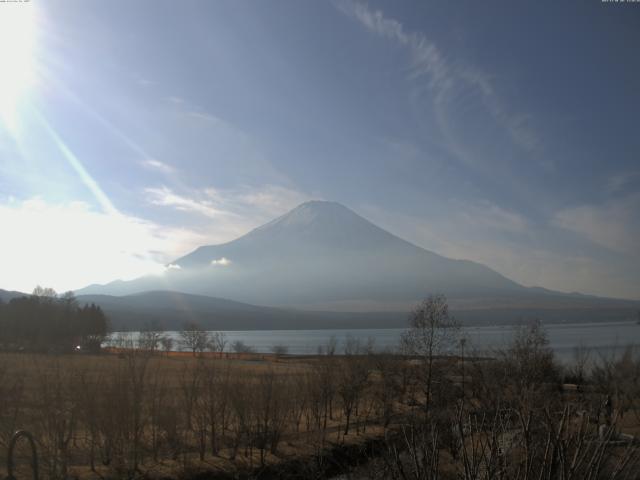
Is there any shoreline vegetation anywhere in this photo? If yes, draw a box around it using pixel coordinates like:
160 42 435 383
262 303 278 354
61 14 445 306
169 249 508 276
1 291 640 479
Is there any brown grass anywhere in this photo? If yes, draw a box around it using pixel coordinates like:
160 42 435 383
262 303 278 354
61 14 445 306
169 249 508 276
0 351 389 480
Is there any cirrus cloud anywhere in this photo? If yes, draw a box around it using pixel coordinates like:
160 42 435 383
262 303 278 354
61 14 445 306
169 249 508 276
552 193 640 258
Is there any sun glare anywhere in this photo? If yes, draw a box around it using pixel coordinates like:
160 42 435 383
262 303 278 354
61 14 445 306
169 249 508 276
0 2 36 130
0 199 178 293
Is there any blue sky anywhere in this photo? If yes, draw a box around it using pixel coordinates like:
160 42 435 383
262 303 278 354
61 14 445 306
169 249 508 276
0 0 639 298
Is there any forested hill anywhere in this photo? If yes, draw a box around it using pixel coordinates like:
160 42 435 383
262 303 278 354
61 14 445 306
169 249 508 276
0 290 109 352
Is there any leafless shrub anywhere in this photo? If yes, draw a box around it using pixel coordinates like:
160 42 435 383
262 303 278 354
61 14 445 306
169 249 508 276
32 359 79 479
271 344 289 357
180 322 210 356
231 339 254 354
370 352 403 428
337 338 370 436
160 335 174 355
138 322 164 353
208 331 227 354
317 334 338 356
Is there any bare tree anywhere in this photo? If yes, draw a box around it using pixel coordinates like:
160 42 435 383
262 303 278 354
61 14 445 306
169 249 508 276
504 319 559 409
33 359 78 479
138 321 163 353
565 342 591 384
401 294 460 415
591 345 640 425
337 338 370 436
370 352 402 428
253 370 290 464
145 365 169 462
231 339 254 354
317 335 338 355
111 332 136 350
208 331 227 354
180 321 210 356
271 344 289 358
32 285 58 298
200 360 231 456
160 335 174 355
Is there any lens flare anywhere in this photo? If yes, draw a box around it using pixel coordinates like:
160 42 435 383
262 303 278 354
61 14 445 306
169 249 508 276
0 2 36 131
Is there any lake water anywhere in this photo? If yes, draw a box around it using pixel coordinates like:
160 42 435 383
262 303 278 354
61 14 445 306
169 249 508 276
119 321 640 362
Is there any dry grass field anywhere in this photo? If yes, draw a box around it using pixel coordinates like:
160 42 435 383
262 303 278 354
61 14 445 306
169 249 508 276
0 350 393 480
1 328 640 480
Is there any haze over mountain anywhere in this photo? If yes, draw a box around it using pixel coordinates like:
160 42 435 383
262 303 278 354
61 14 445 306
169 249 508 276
5 201 639 329
77 201 639 321
78 201 515 307
72 291 411 331
0 289 25 304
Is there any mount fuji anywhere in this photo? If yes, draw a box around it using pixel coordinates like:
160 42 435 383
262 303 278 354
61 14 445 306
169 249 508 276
76 201 639 326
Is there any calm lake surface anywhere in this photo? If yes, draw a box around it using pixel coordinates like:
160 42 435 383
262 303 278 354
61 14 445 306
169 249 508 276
121 321 640 362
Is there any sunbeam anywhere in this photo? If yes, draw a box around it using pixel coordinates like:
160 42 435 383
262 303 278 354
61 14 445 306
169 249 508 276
35 111 118 216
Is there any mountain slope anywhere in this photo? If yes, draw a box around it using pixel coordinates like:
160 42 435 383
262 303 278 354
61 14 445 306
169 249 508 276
78 201 528 308
0 288 28 303
75 201 640 324
77 290 640 331
5 287 637 331
76 291 409 330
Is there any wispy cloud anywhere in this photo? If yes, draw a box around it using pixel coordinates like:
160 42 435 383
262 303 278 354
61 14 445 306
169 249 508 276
336 0 540 168
132 73 154 87
165 96 185 105
337 0 450 92
233 185 314 216
141 158 175 174
164 96 230 126
457 200 529 235
360 200 531 261
605 171 640 195
461 69 540 152
145 183 313 236
156 95 291 187
360 202 639 299
145 186 233 219
552 193 640 258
